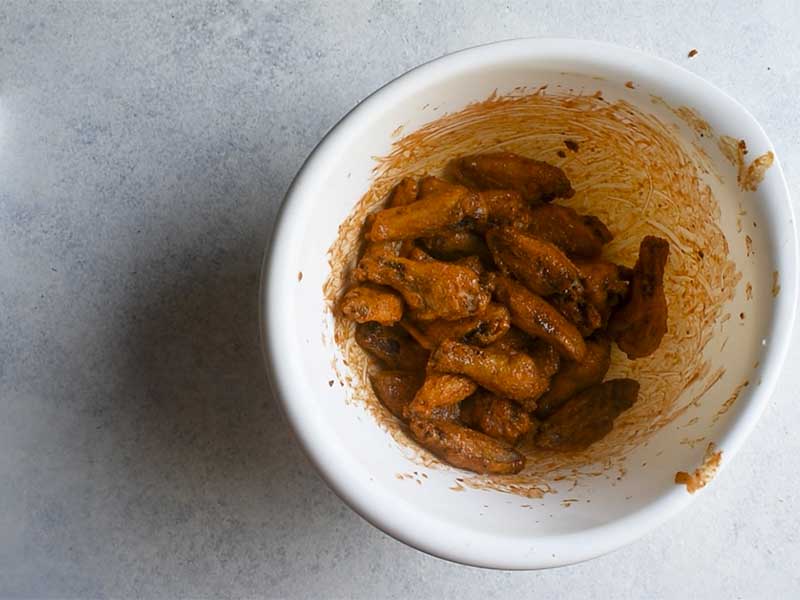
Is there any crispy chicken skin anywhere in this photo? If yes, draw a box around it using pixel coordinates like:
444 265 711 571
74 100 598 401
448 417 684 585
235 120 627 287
486 226 582 297
492 275 587 362
528 339 561 379
575 259 632 325
354 254 491 321
429 340 551 403
360 213 401 262
369 370 424 420
339 284 404 325
454 254 485 276
421 230 493 264
450 152 574 203
414 302 511 349
535 379 640 451
608 236 670 359
406 246 435 262
404 373 477 420
548 259 630 335
524 204 613 258
486 327 534 353
535 335 612 419
473 189 531 228
460 391 534 445
388 177 419 208
417 175 455 198
514 339 561 411
367 183 479 242
549 292 603 337
354 322 429 371
409 418 525 474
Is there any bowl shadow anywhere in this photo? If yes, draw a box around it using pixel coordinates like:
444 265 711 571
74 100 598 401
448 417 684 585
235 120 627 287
105 213 370 589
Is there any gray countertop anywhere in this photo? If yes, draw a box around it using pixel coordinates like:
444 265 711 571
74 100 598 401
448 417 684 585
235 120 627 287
1 1 799 597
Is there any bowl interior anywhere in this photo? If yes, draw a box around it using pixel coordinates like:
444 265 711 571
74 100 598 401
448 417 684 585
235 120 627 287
265 41 796 568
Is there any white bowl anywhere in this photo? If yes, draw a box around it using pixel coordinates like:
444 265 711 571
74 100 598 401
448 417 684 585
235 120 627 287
260 39 797 569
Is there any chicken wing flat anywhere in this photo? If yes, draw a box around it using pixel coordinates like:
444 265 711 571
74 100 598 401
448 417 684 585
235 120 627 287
354 254 491 321
524 204 613 258
339 284 404 325
492 275 587 362
388 177 419 208
535 335 612 419
354 322 429 371
535 379 640 451
429 340 551 403
421 230 493 264
449 152 574 203
404 373 477 420
369 370 425 420
409 418 525 474
486 226 582 297
608 236 670 359
415 302 511 348
460 391 535 445
367 182 479 242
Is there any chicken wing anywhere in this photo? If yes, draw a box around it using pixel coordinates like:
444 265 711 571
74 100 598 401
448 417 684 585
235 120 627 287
486 226 582 297
460 391 535 445
548 294 602 337
367 182 480 242
449 152 574 203
512 339 561 412
524 204 613 258
428 339 551 403
354 322 429 371
404 373 477 420
473 189 531 228
575 259 632 325
454 254 485 276
608 236 670 359
405 246 435 262
339 284 404 325
413 302 511 349
360 212 401 262
486 327 534 353
492 275 587 362
535 379 640 451
421 230 493 264
417 175 455 198
547 259 631 335
409 418 525 474
354 254 491 321
535 335 612 419
369 370 425 420
388 177 419 207
528 339 561 379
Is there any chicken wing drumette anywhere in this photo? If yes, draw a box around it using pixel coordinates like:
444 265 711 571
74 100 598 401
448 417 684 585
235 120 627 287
608 236 670 359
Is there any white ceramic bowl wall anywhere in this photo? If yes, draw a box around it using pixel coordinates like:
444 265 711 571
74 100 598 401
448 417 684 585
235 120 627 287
261 39 797 569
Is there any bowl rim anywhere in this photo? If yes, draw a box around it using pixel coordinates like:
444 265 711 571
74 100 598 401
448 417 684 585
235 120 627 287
259 37 798 569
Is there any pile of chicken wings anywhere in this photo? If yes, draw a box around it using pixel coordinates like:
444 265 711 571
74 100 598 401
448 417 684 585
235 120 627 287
339 152 670 475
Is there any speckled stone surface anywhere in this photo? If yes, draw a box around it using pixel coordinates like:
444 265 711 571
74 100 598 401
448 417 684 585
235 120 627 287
1 1 799 597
